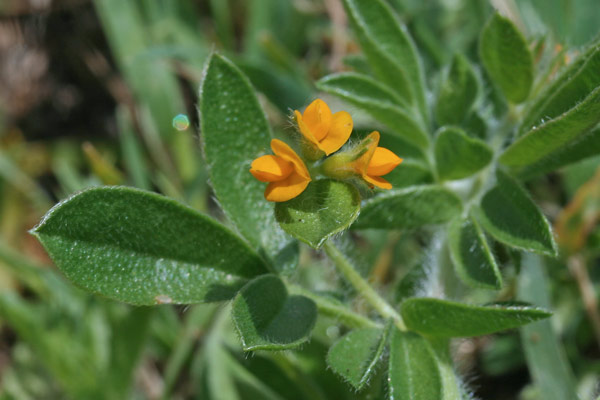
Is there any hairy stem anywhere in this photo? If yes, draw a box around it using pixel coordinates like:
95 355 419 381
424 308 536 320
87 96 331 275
288 284 381 329
323 241 406 331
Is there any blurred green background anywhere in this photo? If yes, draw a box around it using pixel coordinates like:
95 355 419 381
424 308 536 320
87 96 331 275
0 0 599 399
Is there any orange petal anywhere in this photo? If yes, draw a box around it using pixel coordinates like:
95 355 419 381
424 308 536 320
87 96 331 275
363 174 392 190
318 111 353 155
353 131 381 174
302 99 332 141
295 110 320 148
367 147 403 176
270 139 311 180
250 155 294 182
264 172 311 202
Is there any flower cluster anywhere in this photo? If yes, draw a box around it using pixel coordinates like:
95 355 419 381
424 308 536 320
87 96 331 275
250 99 403 202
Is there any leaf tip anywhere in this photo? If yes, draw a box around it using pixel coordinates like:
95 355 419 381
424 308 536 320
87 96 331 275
27 226 40 239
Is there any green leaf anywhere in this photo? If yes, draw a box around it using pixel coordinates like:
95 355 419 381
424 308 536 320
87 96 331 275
500 86 600 173
232 275 317 351
107 307 153 396
518 254 578 400
475 170 558 256
400 298 551 337
388 329 442 400
479 13 533 103
464 111 488 139
31 186 267 305
342 54 372 75
327 325 389 390
354 186 462 230
342 0 428 120
448 214 502 290
275 180 360 249
427 338 465 400
239 61 312 114
434 54 478 126
200 53 297 273
117 106 151 191
434 127 493 181
318 72 406 108
515 127 600 179
317 73 429 149
520 39 600 135
385 161 433 189
395 263 427 304
354 129 427 162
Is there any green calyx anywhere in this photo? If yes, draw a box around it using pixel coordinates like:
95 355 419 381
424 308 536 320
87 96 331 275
300 139 326 161
319 136 375 180
320 153 357 180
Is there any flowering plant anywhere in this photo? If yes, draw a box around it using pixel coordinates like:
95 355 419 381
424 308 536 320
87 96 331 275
29 0 600 398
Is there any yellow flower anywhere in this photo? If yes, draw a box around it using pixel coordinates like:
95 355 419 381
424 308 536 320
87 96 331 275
352 131 403 189
250 139 311 202
295 99 353 156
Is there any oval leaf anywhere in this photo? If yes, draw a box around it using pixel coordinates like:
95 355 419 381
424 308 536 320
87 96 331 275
479 13 533 103
520 38 600 135
200 53 297 273
31 186 268 305
354 186 462 230
327 326 389 390
388 329 442 400
500 86 600 172
400 298 552 337
318 73 429 149
232 275 317 351
342 0 428 120
318 72 406 108
275 180 360 249
435 54 478 126
448 214 502 290
434 127 493 181
475 170 558 256
428 338 466 399
385 161 433 189
515 127 600 180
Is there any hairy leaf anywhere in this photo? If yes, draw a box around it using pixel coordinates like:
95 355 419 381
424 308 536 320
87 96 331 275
318 72 406 108
354 186 462 230
275 180 360 249
520 39 600 134
385 161 433 189
479 13 533 103
448 214 502 289
500 86 600 172
232 275 317 351
401 298 551 337
342 0 428 120
516 127 600 179
434 127 493 181
388 329 442 400
475 170 558 256
435 54 478 126
31 186 267 305
318 73 429 149
200 53 297 273
327 325 389 390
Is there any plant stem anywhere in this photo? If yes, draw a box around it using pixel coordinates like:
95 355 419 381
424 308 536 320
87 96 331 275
323 241 406 331
288 284 381 329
